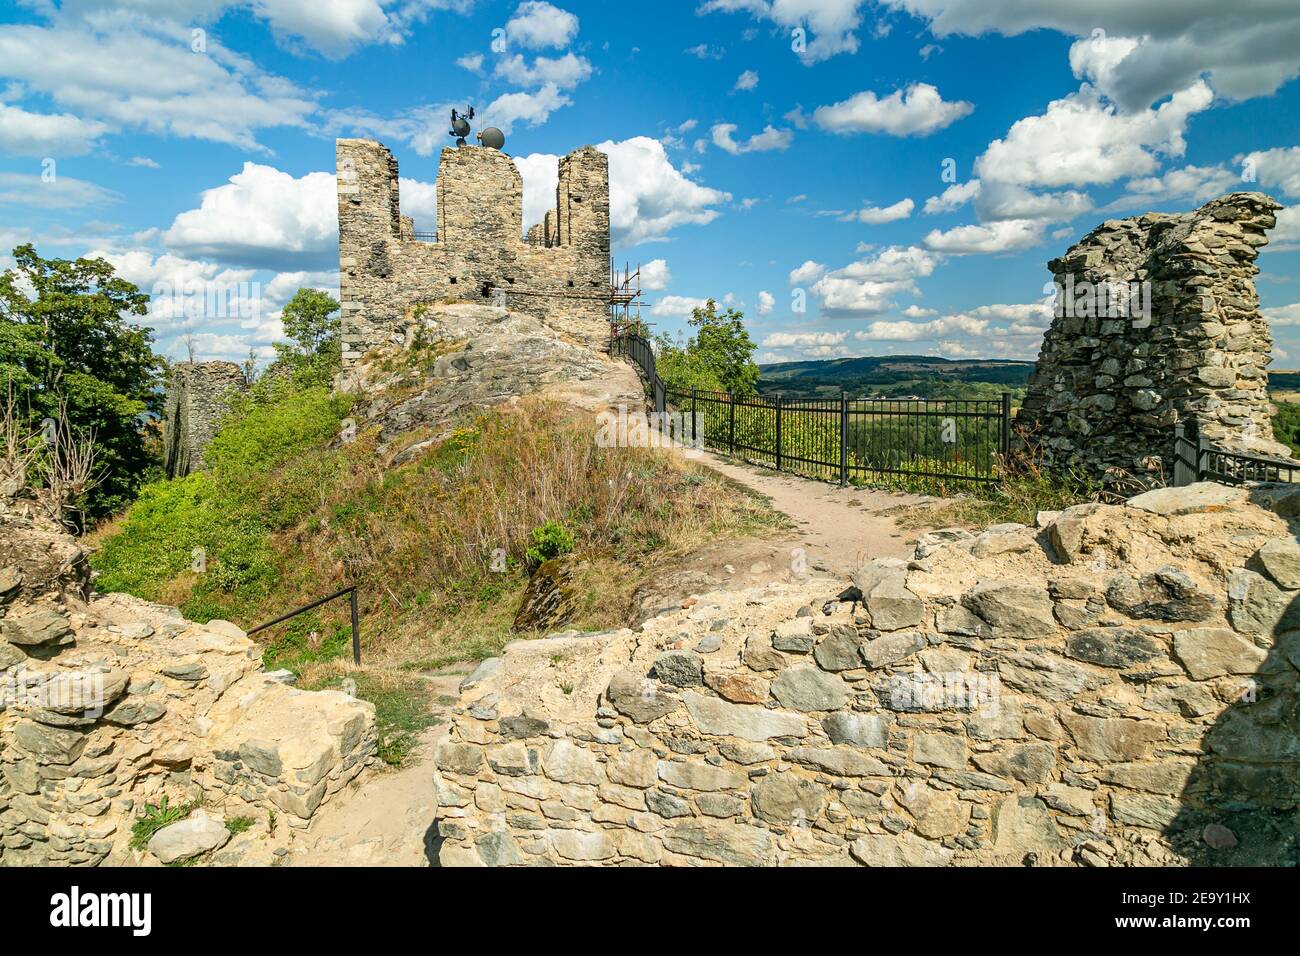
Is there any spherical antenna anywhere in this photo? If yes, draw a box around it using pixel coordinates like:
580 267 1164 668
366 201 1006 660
477 127 506 151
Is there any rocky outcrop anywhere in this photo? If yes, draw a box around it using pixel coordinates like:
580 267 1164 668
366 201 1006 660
336 303 641 462
1017 193 1289 483
432 483 1299 866
0 500 377 866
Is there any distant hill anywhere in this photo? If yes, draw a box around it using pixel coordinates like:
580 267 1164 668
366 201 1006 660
757 355 1035 400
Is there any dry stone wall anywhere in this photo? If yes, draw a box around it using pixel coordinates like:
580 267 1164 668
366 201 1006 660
0 498 377 866
162 361 247 478
1016 192 1289 482
433 482 1300 866
337 139 611 367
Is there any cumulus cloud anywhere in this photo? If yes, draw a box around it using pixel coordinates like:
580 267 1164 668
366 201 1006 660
922 218 1044 254
810 245 939 316
974 81 1213 189
516 137 732 246
789 260 826 285
651 295 709 317
483 83 572 133
711 123 794 155
757 290 775 315
734 69 759 91
813 83 972 137
881 0 1300 109
504 1 580 50
0 102 107 157
845 197 914 224
923 180 981 214
762 331 847 348
640 258 671 291
494 51 593 89
1239 146 1300 199
162 162 338 270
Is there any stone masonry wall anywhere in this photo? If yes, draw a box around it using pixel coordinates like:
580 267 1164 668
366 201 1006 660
337 139 611 366
163 361 247 479
0 498 377 866
433 483 1300 866
1016 192 1288 482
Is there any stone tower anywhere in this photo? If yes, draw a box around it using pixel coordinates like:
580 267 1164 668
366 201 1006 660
1015 192 1288 482
162 361 246 478
336 139 611 366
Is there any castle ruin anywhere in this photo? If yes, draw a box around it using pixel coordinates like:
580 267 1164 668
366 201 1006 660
1016 192 1289 481
336 139 611 365
162 361 247 478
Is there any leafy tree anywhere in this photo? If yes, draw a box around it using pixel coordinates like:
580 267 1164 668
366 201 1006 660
655 298 759 396
0 244 162 518
272 288 340 384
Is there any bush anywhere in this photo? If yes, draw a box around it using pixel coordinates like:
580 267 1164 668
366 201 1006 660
526 520 576 568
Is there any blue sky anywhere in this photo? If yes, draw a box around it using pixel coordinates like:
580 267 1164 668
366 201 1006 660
1 0 1299 368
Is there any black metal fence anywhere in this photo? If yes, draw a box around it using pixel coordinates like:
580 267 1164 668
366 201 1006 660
247 585 362 665
614 333 1010 486
1173 420 1300 486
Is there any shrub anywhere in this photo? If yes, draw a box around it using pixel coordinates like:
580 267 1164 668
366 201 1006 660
526 519 576 568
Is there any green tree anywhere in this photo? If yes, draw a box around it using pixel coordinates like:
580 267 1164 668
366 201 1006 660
655 298 759 396
0 244 162 518
274 288 340 366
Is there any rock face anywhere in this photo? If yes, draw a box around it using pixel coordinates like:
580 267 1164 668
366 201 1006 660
162 361 248 478
432 482 1300 866
336 139 610 367
0 504 378 866
1016 193 1291 483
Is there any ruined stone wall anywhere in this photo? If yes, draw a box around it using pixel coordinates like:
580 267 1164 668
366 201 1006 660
1016 192 1288 482
0 500 377 866
433 483 1300 866
337 139 611 366
163 361 247 479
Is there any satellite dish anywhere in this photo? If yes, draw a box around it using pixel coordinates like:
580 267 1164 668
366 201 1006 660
477 127 506 151
449 106 475 146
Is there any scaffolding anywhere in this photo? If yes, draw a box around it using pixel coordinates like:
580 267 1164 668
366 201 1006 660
608 261 648 346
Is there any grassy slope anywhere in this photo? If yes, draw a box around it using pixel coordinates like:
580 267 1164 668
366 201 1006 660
89 374 779 761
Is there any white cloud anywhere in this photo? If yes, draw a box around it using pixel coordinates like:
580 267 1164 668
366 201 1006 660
854 313 989 341
789 260 826 285
847 197 914 224
882 0 1300 108
711 123 794 155
640 258 671 291
128 156 161 168
975 181 1092 222
456 52 485 73
700 0 868 64
1265 205 1300 252
762 331 847 348
811 245 939 316
922 218 1044 254
517 137 732 246
0 102 107 157
1239 146 1300 199
813 83 973 137
0 172 119 209
1263 302 1300 327
494 52 592 89
1108 164 1241 211
483 83 572 133
734 69 759 91
162 162 338 270
924 180 981 214
902 305 937 318
757 290 775 315
0 19 318 152
975 81 1213 188
652 294 709 317
504 1 580 50
399 176 438 231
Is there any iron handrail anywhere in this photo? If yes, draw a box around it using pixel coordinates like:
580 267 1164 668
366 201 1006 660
246 585 362 665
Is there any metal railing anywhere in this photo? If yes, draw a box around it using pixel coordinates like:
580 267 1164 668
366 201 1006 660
247 585 362 665
1173 420 1300 486
614 333 1010 486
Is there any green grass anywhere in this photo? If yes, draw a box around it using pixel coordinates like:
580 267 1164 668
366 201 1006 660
225 816 256 836
129 796 194 851
303 671 442 767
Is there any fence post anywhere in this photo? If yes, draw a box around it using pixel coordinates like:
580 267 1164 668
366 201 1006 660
839 390 848 487
728 392 735 456
775 393 783 472
1172 423 1195 487
1000 392 1012 457
691 388 698 445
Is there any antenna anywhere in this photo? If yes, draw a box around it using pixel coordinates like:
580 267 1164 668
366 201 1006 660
449 106 475 146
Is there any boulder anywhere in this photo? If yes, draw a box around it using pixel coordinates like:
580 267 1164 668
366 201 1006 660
148 814 232 864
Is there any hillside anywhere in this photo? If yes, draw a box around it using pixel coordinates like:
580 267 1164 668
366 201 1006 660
757 354 1034 400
